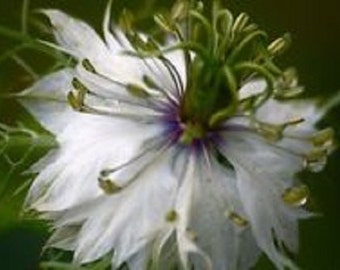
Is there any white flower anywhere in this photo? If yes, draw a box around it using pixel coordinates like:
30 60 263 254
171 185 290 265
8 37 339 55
20 2 333 270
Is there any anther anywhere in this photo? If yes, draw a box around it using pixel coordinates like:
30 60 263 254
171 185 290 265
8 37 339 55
126 83 151 98
310 128 334 148
232 13 249 34
154 14 176 33
82 59 97 73
282 185 309 207
274 68 304 99
67 91 83 111
126 32 158 52
98 178 122 194
225 211 249 227
72 77 89 93
268 33 291 56
255 121 284 142
275 87 304 99
304 149 327 172
165 209 178 222
171 0 189 20
143 75 160 90
67 78 90 111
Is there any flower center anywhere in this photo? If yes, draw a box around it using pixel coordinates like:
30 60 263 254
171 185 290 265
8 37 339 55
180 58 238 129
178 121 206 145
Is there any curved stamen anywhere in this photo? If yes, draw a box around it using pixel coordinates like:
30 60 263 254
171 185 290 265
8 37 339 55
98 137 173 192
159 55 185 97
72 73 166 111
133 57 179 105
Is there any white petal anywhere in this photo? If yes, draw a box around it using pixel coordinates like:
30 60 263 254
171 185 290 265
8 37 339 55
211 158 262 270
25 116 162 212
19 69 75 133
102 0 124 52
43 9 109 61
223 132 306 269
75 65 167 113
220 130 304 182
102 0 134 53
69 150 177 265
256 98 322 127
125 243 152 270
175 154 206 269
238 79 267 100
47 225 80 250
175 152 260 270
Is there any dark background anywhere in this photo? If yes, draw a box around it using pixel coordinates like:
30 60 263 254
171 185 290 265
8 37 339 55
0 1 339 269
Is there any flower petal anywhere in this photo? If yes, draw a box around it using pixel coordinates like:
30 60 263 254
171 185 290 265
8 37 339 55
238 79 267 100
175 152 261 270
43 9 109 61
62 150 178 265
223 132 309 269
19 69 75 133
25 116 162 212
256 98 322 127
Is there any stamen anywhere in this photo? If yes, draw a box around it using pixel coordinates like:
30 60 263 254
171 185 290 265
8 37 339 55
98 178 122 194
126 83 151 98
98 139 172 191
67 91 83 112
304 148 327 172
267 33 291 56
67 93 160 122
72 77 89 93
143 75 160 90
171 0 189 21
80 59 126 89
126 32 159 53
135 57 179 104
310 128 334 148
255 118 305 142
227 30 267 65
82 58 96 74
225 210 249 227
67 78 89 111
255 121 285 142
305 148 327 163
159 55 185 95
232 13 249 34
282 185 309 207
80 59 170 109
118 41 182 104
283 117 305 127
165 209 178 222
189 10 213 42
119 9 134 33
216 9 234 57
275 87 304 99
274 68 304 99
154 14 176 33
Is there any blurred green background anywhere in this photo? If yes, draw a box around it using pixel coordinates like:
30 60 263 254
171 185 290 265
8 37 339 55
0 0 339 269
